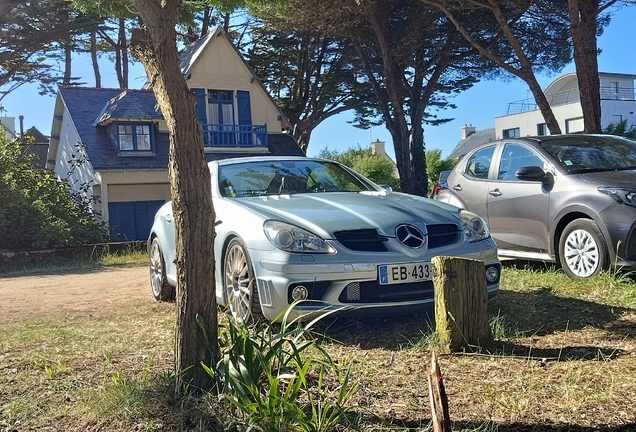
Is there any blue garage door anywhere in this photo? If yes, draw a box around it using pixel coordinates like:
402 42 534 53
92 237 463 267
108 200 165 241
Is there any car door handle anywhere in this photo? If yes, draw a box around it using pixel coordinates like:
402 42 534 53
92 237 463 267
452 184 462 191
165 214 172 223
489 189 502 197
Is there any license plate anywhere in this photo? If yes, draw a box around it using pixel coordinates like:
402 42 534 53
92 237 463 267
378 262 432 285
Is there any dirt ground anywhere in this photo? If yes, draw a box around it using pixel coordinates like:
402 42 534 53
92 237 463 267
0 265 151 325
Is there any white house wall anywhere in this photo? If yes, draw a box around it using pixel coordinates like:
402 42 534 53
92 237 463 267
495 103 583 138
600 100 636 128
54 106 98 203
186 34 283 132
496 100 636 138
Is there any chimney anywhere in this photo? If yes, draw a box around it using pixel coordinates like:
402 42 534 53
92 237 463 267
19 115 24 140
461 124 476 139
372 139 386 157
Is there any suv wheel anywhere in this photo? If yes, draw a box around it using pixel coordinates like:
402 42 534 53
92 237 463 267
558 219 607 280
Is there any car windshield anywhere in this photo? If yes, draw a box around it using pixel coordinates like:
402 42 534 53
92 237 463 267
218 160 378 197
540 136 636 174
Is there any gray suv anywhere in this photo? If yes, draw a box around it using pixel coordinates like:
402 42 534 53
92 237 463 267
434 134 636 280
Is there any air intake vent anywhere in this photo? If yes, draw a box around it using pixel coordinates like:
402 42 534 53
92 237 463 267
426 223 461 248
339 280 434 303
334 229 387 252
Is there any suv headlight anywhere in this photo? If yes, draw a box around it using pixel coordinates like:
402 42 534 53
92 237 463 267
264 221 335 253
460 210 490 243
599 187 636 207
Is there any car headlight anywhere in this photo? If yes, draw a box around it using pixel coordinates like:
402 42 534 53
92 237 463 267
598 187 636 207
264 221 335 253
460 210 490 243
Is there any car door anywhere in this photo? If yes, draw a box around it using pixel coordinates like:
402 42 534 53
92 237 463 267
448 145 497 220
487 143 551 254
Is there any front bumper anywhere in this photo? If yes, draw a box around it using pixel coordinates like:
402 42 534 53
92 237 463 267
248 238 500 321
596 205 636 269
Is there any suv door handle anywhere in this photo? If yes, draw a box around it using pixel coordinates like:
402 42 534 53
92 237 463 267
489 189 502 197
452 184 462 192
165 214 173 223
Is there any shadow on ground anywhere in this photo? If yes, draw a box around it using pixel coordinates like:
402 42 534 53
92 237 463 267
315 286 636 354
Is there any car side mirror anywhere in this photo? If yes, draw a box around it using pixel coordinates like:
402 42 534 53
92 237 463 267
515 166 548 182
379 184 393 192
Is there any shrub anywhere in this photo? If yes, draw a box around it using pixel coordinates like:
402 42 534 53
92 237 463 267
0 133 107 250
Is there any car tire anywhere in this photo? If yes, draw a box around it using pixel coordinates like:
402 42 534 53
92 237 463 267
224 238 262 323
558 219 607 280
149 237 176 302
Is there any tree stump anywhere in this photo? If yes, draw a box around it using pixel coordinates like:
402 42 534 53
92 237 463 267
433 256 492 353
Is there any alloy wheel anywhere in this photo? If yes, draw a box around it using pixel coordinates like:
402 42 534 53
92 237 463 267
224 243 254 323
149 241 164 298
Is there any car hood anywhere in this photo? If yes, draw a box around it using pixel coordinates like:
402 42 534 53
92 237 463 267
577 169 636 188
231 192 460 239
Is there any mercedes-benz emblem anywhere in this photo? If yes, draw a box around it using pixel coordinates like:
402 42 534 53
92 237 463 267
395 224 425 248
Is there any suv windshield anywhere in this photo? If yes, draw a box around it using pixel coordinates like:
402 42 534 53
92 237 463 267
540 136 636 174
218 160 377 197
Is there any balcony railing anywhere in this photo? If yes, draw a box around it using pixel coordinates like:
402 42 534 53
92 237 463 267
504 85 636 115
201 124 268 148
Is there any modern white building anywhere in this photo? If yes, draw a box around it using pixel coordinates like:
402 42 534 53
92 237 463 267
495 72 636 139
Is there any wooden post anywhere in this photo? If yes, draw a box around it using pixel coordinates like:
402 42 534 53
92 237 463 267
433 256 492 353
428 351 451 432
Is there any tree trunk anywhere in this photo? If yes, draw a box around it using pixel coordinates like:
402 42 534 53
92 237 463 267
523 70 562 135
119 19 129 89
433 256 492 353
223 13 230 33
201 7 211 38
130 0 218 394
569 0 602 133
362 2 422 196
62 43 72 86
295 127 311 153
90 31 102 88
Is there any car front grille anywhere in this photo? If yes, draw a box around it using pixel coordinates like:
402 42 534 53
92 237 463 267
426 223 462 248
334 229 387 252
338 280 434 304
335 224 461 252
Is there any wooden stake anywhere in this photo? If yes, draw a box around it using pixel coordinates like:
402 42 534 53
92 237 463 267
428 351 451 432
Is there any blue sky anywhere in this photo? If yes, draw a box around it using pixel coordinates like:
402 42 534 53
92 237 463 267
2 5 635 159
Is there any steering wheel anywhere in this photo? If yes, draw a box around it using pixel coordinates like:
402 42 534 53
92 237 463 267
307 182 324 193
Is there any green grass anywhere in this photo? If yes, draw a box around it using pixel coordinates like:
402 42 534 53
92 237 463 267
0 247 149 276
1 263 636 431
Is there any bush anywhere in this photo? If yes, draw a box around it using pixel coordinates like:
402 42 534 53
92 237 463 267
0 133 107 250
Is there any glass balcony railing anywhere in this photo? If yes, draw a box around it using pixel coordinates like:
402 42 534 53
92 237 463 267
201 124 268 148
504 86 636 115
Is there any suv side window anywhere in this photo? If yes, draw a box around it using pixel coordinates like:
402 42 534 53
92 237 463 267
498 144 544 181
465 146 495 179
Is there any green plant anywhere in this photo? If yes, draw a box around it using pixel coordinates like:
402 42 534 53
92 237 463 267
44 359 67 378
204 309 357 431
489 311 523 340
0 134 107 250
426 148 457 194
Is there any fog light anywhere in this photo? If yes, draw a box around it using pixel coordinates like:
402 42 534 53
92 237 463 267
485 266 499 283
291 285 308 301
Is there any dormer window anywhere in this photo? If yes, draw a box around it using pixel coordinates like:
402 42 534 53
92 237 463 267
118 123 153 151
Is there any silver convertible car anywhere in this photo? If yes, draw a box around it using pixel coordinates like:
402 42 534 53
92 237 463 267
148 156 500 322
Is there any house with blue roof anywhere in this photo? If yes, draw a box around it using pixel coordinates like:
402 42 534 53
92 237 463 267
46 27 303 241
